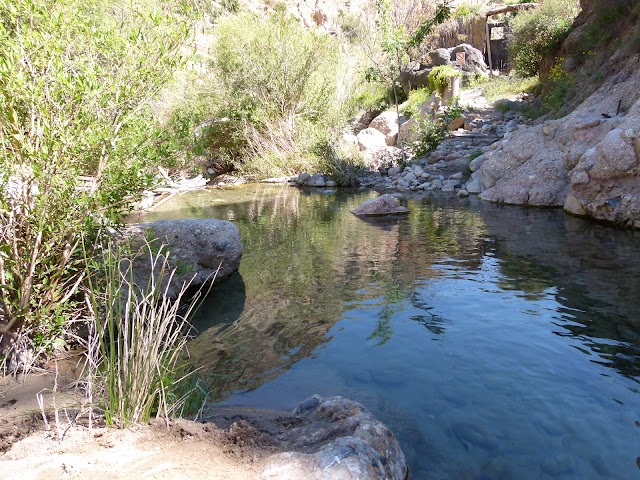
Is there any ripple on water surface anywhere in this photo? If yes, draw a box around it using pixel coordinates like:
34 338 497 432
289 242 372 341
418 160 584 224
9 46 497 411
144 186 640 479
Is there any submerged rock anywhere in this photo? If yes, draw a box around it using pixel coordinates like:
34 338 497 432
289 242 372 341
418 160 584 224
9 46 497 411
351 194 410 216
260 395 407 480
126 219 242 299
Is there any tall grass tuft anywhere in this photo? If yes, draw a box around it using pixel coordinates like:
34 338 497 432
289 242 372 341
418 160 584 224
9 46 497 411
84 242 209 426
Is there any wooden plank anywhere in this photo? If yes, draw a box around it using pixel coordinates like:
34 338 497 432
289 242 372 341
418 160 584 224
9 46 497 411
485 3 539 17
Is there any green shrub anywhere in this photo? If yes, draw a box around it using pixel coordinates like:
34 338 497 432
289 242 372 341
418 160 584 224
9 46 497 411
452 3 479 18
412 118 447 157
427 65 461 97
0 0 191 356
541 60 575 114
84 243 205 426
315 142 366 187
337 10 365 43
208 13 343 177
403 88 434 117
508 0 580 77
411 99 462 157
350 82 395 114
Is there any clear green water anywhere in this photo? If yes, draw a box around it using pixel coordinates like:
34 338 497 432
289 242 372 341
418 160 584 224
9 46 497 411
144 185 640 479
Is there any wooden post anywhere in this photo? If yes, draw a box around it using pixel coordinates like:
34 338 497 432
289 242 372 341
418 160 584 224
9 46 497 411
485 21 493 73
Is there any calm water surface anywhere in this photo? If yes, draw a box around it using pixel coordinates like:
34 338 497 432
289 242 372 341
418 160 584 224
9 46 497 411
144 185 640 479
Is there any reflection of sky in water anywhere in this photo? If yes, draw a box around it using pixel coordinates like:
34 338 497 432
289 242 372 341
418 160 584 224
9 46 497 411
146 186 640 479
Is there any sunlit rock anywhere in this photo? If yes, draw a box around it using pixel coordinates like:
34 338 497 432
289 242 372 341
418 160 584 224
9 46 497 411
351 194 410 216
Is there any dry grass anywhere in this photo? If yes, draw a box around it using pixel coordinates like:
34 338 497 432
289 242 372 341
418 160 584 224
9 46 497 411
84 242 211 427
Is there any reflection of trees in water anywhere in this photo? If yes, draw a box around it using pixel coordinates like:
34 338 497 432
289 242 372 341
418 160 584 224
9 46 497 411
496 253 556 300
164 188 640 395
187 189 491 396
368 283 406 346
409 290 447 336
552 294 640 383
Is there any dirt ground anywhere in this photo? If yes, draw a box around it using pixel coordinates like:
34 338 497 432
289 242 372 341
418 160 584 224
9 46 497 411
0 369 298 480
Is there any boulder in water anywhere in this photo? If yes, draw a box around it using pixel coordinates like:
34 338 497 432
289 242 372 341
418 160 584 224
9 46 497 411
351 194 410 216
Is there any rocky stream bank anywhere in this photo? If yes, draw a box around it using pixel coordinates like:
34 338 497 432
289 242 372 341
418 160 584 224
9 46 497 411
243 55 640 230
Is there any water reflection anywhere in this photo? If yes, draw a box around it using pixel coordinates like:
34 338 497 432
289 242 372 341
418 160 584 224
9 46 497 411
145 186 640 479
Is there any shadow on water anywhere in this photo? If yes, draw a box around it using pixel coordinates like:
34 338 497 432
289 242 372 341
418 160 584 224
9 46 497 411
146 186 640 479
190 272 246 335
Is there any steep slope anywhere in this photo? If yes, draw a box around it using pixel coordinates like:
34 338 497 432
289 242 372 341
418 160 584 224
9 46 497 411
468 1 640 228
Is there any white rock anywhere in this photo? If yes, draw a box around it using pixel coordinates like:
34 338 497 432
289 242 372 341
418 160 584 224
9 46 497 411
370 111 403 146
357 128 387 152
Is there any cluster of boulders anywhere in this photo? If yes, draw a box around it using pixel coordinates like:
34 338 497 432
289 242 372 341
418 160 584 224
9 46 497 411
257 54 640 229
400 43 488 95
357 96 532 196
296 172 338 188
266 91 532 197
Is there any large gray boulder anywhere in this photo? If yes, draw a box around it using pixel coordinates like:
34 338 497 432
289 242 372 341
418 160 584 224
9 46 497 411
565 115 640 227
260 395 407 480
449 44 488 75
351 194 410 216
478 125 570 206
430 48 451 67
363 146 405 173
399 63 430 95
357 128 387 152
127 219 242 299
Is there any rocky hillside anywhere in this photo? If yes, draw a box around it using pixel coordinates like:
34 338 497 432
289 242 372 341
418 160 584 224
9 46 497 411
467 1 640 228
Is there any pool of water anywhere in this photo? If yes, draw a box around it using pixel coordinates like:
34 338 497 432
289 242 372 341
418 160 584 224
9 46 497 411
144 185 640 479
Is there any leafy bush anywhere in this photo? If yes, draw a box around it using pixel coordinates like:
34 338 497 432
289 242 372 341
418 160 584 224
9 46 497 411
337 10 365 43
508 0 580 77
412 119 447 157
0 0 191 356
427 66 461 97
403 88 434 117
411 99 462 157
541 61 576 114
207 13 345 177
452 3 480 19
315 143 366 187
350 82 395 114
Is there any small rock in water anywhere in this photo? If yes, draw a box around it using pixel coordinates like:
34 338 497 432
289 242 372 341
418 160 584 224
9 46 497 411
351 194 410 216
